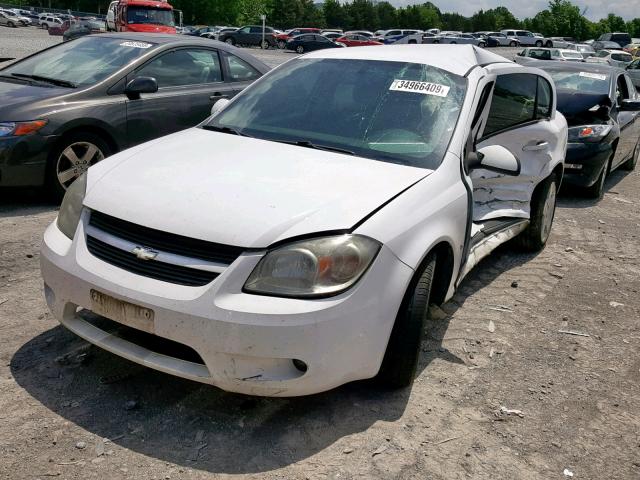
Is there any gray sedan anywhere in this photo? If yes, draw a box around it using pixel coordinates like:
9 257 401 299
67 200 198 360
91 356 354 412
433 32 486 47
0 33 269 198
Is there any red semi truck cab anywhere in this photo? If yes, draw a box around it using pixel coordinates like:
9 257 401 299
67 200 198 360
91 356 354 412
106 0 176 34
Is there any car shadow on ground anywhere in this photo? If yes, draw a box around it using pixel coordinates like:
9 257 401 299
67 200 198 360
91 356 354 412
0 187 57 217
10 239 538 474
557 168 633 209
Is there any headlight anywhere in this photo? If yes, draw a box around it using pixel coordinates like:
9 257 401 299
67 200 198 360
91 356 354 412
244 235 381 298
57 173 87 240
568 124 612 142
0 120 47 137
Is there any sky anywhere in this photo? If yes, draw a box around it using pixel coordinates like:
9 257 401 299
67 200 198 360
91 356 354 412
386 0 638 21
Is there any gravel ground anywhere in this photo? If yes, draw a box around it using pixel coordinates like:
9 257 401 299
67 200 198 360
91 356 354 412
1 27 639 480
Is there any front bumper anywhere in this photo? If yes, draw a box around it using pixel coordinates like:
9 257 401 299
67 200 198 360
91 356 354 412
0 133 58 187
563 140 612 188
40 212 414 396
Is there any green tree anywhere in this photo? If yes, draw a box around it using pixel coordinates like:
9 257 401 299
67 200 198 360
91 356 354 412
323 0 348 29
375 1 397 29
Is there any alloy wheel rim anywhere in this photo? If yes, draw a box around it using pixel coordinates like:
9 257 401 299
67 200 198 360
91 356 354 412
56 141 104 190
541 182 557 242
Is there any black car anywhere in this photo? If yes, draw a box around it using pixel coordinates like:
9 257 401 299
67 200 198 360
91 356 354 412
219 25 276 49
0 33 269 198
597 32 631 48
537 61 640 197
286 34 342 54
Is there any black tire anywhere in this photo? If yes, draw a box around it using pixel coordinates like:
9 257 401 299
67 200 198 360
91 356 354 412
408 39 417 44
509 41 517 47
478 41 486 48
376 254 436 389
622 141 639 171
296 45 304 54
545 41 553 47
516 175 558 252
224 37 235 45
46 131 112 201
433 40 439 44
260 40 269 49
278 40 285 49
8 21 15 28
535 40 543 47
585 157 610 199
450 41 457 44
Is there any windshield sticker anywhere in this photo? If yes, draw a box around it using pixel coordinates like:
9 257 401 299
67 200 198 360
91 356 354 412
119 41 152 49
390 79 450 97
579 72 607 81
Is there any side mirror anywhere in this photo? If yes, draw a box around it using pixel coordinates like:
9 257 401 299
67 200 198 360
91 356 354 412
125 76 158 99
211 97 230 116
620 99 640 111
468 145 521 176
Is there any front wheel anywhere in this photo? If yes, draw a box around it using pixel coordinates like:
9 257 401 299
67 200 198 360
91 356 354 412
478 41 486 48
47 132 111 201
408 39 417 44
509 41 517 47
376 254 436 389
296 45 304 54
278 40 285 49
224 37 235 45
622 141 639 170
516 175 557 251
585 157 610 199
545 41 553 47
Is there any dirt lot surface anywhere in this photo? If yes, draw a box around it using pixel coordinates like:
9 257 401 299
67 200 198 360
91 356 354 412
1 27 639 480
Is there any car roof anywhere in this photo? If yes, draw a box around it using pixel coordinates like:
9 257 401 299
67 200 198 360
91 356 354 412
303 44 511 76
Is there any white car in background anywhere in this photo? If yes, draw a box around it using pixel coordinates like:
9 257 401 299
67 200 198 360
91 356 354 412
372 29 423 44
39 14 63 29
434 32 486 47
567 43 596 59
502 29 548 47
0 9 29 27
587 49 634 68
41 45 567 397
516 47 585 63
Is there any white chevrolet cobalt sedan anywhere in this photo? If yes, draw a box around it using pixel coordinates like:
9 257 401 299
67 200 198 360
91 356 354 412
41 45 567 396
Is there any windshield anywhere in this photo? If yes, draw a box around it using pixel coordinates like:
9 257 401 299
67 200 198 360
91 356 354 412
611 53 632 62
205 58 466 169
127 7 174 26
562 51 584 59
0 36 155 87
547 70 610 95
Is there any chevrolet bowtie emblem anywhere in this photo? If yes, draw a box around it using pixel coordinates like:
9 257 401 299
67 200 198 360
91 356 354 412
131 246 158 261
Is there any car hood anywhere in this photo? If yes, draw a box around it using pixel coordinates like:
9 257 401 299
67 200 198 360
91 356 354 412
0 80 69 119
84 128 431 248
556 89 612 125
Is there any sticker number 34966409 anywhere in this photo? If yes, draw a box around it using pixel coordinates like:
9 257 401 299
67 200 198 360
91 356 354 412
390 79 450 97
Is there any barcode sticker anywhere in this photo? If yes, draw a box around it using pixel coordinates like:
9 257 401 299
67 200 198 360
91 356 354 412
119 41 152 49
579 72 607 81
389 79 450 97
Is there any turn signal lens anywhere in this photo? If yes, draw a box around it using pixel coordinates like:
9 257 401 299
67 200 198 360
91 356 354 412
13 120 48 136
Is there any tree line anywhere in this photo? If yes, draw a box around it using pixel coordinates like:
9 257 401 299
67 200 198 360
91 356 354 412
3 0 639 40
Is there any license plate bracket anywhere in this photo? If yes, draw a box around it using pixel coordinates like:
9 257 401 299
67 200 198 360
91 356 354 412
90 289 154 333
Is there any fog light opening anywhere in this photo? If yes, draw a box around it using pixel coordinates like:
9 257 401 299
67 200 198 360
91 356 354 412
292 359 308 373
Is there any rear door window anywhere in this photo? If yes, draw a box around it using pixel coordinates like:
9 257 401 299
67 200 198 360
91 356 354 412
225 54 261 82
136 49 222 87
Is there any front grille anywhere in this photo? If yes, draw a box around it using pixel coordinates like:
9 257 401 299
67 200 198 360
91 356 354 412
86 236 219 287
89 210 245 265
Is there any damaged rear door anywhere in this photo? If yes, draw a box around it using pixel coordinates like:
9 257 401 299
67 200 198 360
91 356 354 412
471 72 562 223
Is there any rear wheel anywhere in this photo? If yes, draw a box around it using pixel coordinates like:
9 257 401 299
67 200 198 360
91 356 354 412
260 40 270 49
278 40 285 49
478 41 486 48
535 40 543 47
408 39 417 44
433 40 439 44
8 21 16 27
516 175 557 251
376 254 436 389
225 37 235 45
47 131 111 201
545 40 553 47
296 45 304 54
509 41 517 47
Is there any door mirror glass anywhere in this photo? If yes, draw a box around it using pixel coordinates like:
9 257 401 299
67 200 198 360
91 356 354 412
469 145 520 175
125 76 158 98
211 97 230 116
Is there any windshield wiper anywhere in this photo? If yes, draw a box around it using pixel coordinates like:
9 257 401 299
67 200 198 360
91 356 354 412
201 125 251 137
11 73 77 88
277 140 355 156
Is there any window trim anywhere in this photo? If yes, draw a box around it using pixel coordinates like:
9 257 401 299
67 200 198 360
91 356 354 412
220 50 262 83
479 73 553 141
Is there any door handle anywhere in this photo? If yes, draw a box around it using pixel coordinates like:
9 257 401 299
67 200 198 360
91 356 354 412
210 92 228 101
522 141 549 151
